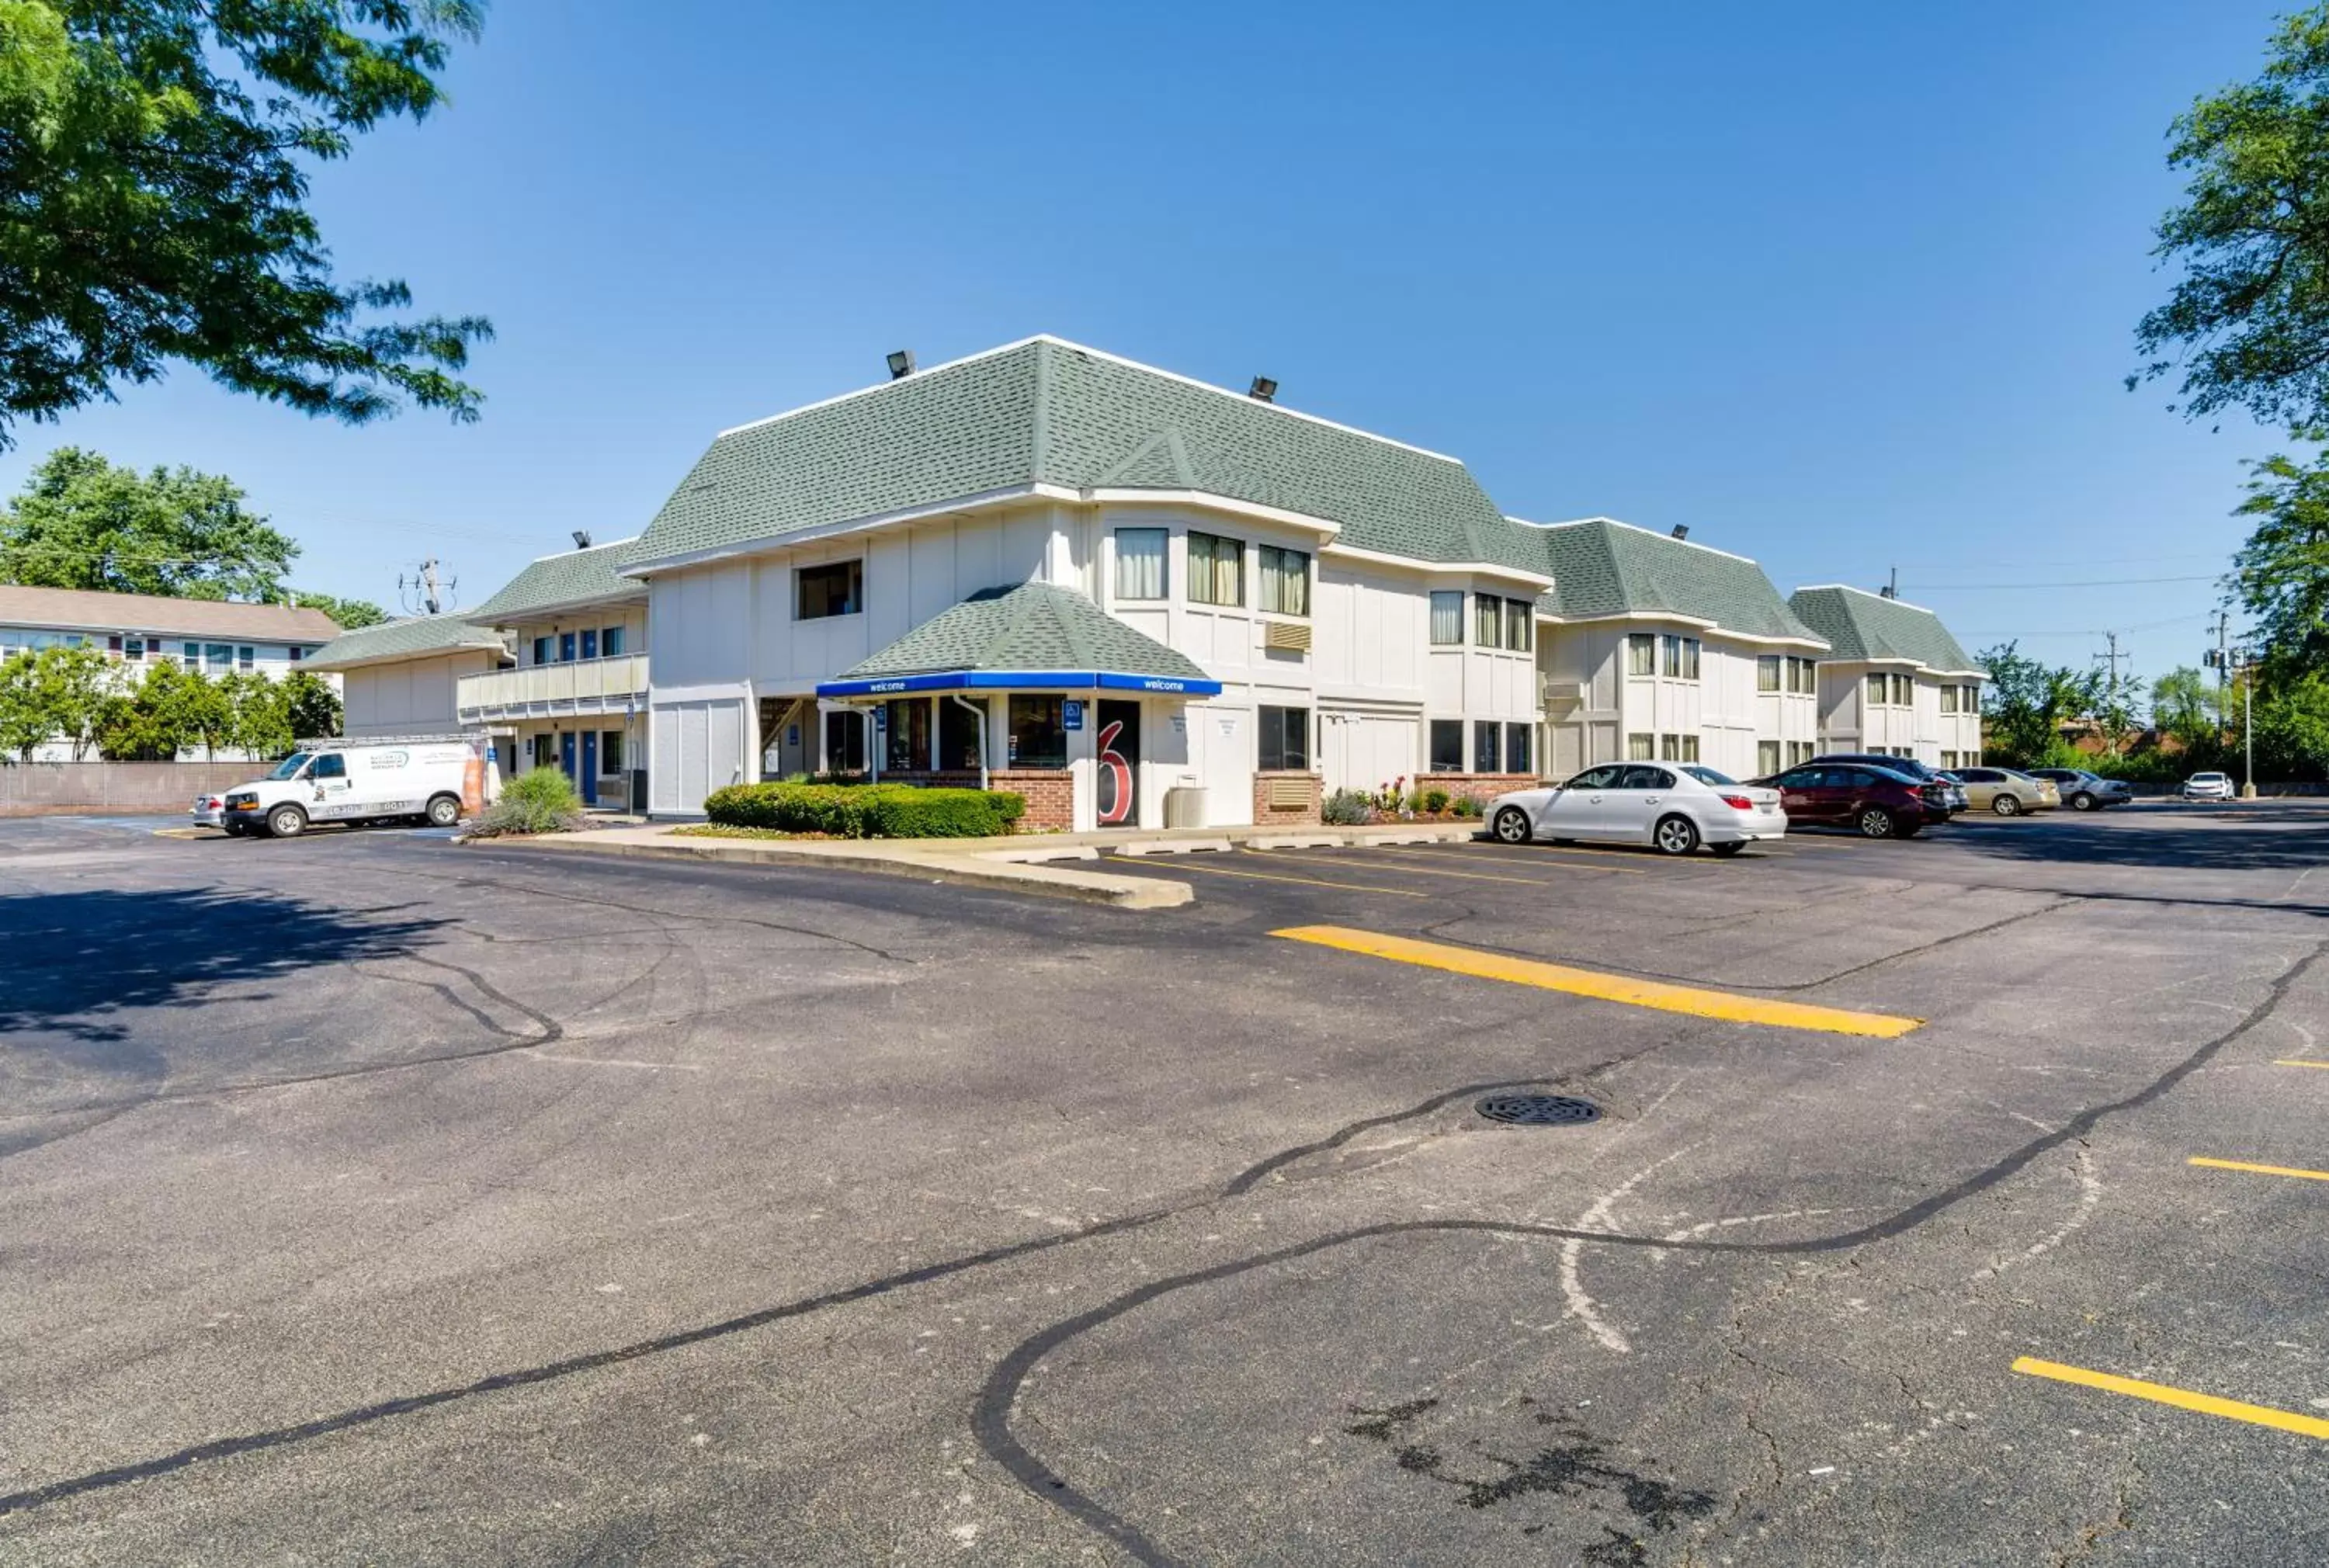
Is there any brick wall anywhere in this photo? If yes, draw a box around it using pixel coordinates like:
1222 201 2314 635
1418 772 1543 807
1251 769 1323 827
989 769 1072 831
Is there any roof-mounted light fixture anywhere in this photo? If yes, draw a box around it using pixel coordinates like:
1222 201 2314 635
572 529 592 550
1248 375 1278 403
887 349 916 380
1670 524 1689 540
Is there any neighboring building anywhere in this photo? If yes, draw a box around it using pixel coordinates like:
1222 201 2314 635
0 585 342 759
1787 586 1986 767
305 615 509 740
1522 519 1829 781
455 538 649 807
624 335 1553 828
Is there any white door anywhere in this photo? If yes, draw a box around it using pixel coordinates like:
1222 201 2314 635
1600 763 1675 842
1323 713 1420 796
1535 762 1622 837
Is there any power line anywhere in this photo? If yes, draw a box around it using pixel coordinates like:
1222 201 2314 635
1907 573 2220 591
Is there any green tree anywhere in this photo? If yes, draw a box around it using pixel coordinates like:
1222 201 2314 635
0 448 300 598
0 642 112 760
0 1 490 446
2151 664 2227 745
291 591 387 630
2229 447 2329 675
279 669 343 739
2135 5 2329 430
95 657 202 760
2254 671 2329 780
1977 643 2099 765
217 671 293 758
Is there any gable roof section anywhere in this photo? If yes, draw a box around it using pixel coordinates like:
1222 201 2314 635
1525 519 1824 644
627 337 1539 574
304 616 506 672
820 581 1215 696
0 584 340 642
469 537 646 623
1787 586 1984 675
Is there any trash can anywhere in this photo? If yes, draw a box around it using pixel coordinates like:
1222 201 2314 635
1164 786 1207 829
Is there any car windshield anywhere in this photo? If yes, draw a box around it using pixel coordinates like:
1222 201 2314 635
1681 766 1738 787
266 755 310 781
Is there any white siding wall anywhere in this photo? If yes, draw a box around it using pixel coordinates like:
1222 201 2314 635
1813 664 1984 765
343 650 498 738
1542 623 1825 779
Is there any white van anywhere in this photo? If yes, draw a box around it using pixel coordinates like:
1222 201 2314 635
202 739 481 838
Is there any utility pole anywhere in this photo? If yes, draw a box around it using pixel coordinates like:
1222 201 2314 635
2091 630 2125 686
397 558 456 618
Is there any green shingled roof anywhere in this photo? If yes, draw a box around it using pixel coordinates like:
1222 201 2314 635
304 616 506 671
836 581 1211 682
1528 519 1824 644
468 537 644 622
1787 586 1984 675
627 338 1539 574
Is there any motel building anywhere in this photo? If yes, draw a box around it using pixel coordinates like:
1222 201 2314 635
1786 586 1987 769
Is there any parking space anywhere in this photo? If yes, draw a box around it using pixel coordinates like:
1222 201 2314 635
2 802 2327 1563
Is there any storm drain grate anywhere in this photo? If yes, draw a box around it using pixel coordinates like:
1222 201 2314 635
1474 1093 1603 1127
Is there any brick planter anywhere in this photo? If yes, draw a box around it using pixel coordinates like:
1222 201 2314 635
989 769 1072 831
1417 772 1544 807
1252 769 1323 827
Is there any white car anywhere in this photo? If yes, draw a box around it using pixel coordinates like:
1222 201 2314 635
1488 763 1788 857
2181 771 2235 801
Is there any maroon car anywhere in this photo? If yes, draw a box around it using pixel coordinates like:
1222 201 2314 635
1758 762 1947 838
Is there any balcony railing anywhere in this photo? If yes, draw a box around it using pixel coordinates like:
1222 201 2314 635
457 653 648 718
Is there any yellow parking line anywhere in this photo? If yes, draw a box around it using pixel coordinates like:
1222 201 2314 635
1387 844 1650 876
2013 1357 2329 1441
1145 859 1432 899
1269 925 1923 1037
1258 850 1570 888
2188 1156 2329 1183
1498 844 1662 873
2273 1060 2329 1070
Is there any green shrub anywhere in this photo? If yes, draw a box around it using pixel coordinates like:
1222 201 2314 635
468 765 587 838
703 781 1024 838
1421 787 1450 813
1450 793 1484 819
1321 787 1371 825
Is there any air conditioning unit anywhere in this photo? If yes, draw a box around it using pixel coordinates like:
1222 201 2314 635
1540 677 1584 706
1263 620 1311 652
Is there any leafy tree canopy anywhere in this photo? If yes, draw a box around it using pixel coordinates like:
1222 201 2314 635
0 1 491 446
293 591 387 629
2231 446 2329 675
0 446 297 597
1977 642 2105 766
2151 664 2227 744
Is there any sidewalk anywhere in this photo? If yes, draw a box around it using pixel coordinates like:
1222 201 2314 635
465 818 1485 909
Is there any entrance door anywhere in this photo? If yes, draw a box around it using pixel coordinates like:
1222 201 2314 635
581 730 599 805
1096 699 1141 828
560 731 578 789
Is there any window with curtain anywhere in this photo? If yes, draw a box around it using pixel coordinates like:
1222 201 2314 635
1429 591 1464 645
1939 684 1960 713
1758 740 1782 775
1187 532 1244 606
1007 696 1066 768
1115 529 1167 601
1628 634 1655 676
1505 723 1532 774
883 698 931 772
1681 735 1700 762
1758 655 1781 692
1474 594 1504 649
1680 639 1701 680
1866 672 1888 706
1504 598 1532 652
1661 636 1681 678
1258 706 1309 771
1473 720 1501 773
1892 673 1913 705
1627 733 1654 760
1258 546 1310 616
1429 720 1463 771
1660 734 1679 761
1964 684 1980 713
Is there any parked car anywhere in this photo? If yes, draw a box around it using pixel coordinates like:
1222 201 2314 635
1950 766 2054 817
2182 771 2236 801
1810 754 1963 815
1756 762 1948 838
2026 767 2134 811
1488 763 1786 856
203 740 477 838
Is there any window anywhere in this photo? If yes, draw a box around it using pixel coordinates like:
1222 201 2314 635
1758 655 1782 693
1429 719 1465 771
1758 740 1782 775
1963 684 1980 714
1258 546 1310 616
1007 696 1067 768
1187 532 1243 606
310 752 346 780
1627 634 1655 676
1681 638 1701 680
238 646 255 670
602 625 626 657
531 734 557 769
1661 637 1700 680
1115 529 1167 601
883 697 931 773
1473 720 1501 773
1939 684 1959 713
1570 765 1623 789
184 641 200 663
1627 732 1654 761
125 639 144 662
1789 741 1814 766
286 644 300 662
824 710 867 772
797 560 863 619
1619 765 1675 790
205 643 231 671
1789 657 1816 694
1429 591 1464 645
580 629 599 661
1505 723 1532 774
1682 734 1700 762
602 731 624 774
559 632 576 662
1866 672 1887 706
1474 594 1504 649
532 636 551 665
1504 598 1532 653
939 698 987 771
1892 673 1913 706
1258 706 1310 771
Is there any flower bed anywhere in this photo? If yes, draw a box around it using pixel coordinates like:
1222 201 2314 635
1323 775 1492 827
703 782 1026 838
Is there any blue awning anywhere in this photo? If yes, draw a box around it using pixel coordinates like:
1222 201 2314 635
815 668 1222 699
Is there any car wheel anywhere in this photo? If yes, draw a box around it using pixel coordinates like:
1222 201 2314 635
1653 814 1699 855
2070 792 2095 811
1857 807 1897 839
1991 794 2022 817
1710 841 1746 858
1492 807 1532 845
266 804 307 839
425 793 463 828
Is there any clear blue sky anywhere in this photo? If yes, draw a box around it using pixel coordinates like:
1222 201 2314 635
6 2 2296 679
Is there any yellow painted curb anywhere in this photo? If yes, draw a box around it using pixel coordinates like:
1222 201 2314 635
2188 1155 2329 1183
1269 925 1922 1037
2013 1356 2329 1441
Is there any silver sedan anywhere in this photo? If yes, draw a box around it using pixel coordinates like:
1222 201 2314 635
1489 763 1788 857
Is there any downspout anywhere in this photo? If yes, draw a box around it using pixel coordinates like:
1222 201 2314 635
868 701 879 785
949 692 989 792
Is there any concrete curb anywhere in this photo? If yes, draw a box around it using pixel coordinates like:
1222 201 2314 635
462 831 1191 910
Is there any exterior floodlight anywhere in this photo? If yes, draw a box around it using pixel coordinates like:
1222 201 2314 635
1248 376 1278 403
887 349 916 380
1671 524 1689 540
572 529 592 549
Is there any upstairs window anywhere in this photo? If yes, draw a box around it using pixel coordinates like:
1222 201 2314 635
1187 532 1243 606
1114 529 1167 601
1627 634 1655 676
1789 656 1817 694
1474 594 1504 648
1866 672 1888 706
1891 672 1913 706
1939 684 1961 713
1503 598 1532 653
602 626 626 657
1758 655 1782 693
1258 545 1310 616
1661 637 1700 680
797 560 863 620
532 636 551 665
1429 591 1465 645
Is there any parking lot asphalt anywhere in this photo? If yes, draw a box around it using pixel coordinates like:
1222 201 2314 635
2 802 2327 1564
